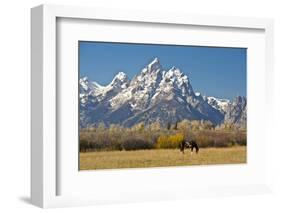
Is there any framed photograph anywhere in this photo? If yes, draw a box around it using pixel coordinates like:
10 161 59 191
31 4 274 208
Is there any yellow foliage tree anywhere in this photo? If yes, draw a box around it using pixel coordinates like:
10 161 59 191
156 133 184 149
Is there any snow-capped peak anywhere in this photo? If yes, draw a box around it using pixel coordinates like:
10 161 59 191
161 67 190 92
79 76 90 92
96 72 128 94
142 57 162 74
109 72 129 88
149 57 160 67
207 96 230 113
80 76 88 82
112 72 127 82
165 67 187 80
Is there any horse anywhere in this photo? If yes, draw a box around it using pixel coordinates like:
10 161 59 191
180 140 199 154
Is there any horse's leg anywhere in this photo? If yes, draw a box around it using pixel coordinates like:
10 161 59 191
181 143 185 154
180 144 184 154
191 146 194 155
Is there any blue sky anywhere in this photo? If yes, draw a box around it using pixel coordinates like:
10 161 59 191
79 41 246 100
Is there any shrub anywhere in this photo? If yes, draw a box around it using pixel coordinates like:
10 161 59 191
123 138 154 150
156 133 184 149
79 139 89 152
196 134 215 148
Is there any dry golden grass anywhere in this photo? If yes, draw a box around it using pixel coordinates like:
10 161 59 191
79 146 246 170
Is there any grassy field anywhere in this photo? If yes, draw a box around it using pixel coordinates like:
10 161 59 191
79 146 246 170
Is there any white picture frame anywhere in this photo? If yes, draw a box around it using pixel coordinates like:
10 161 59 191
31 4 274 208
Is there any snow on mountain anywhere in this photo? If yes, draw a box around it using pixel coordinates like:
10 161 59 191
224 96 247 128
80 72 129 106
79 77 103 105
79 58 245 128
206 96 231 114
110 58 162 111
108 72 129 90
151 66 194 103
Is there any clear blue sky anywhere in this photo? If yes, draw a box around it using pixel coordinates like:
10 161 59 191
79 41 246 100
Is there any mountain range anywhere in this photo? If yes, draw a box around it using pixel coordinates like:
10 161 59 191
80 58 246 128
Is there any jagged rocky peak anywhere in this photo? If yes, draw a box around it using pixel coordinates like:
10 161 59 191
79 76 101 97
233 96 247 106
132 58 163 88
142 57 162 74
80 76 104 91
109 72 129 89
224 96 247 128
163 66 189 85
207 96 231 114
79 76 89 90
80 76 88 82
112 71 128 82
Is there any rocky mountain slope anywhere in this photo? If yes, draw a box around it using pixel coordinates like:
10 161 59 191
223 96 247 127
80 58 246 128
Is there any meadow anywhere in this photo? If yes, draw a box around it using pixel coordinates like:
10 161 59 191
79 120 246 170
80 146 246 170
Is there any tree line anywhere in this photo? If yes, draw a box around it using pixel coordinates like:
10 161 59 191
79 120 246 152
